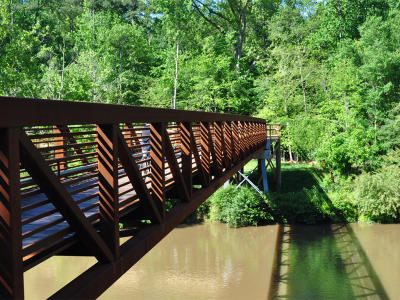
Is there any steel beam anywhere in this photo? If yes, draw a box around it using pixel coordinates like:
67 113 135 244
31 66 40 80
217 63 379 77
179 122 193 197
150 123 166 219
0 97 265 127
97 124 120 258
0 128 24 299
117 129 162 224
200 122 211 185
163 128 190 203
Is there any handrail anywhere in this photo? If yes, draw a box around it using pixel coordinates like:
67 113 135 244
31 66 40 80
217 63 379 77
0 97 264 126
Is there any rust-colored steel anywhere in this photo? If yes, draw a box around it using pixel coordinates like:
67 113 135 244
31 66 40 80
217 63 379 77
213 122 224 176
97 124 120 258
179 122 193 197
49 145 265 300
200 122 211 185
163 127 190 203
232 121 239 163
223 122 232 169
53 126 66 174
0 97 268 299
0 128 24 299
150 123 166 219
0 97 265 126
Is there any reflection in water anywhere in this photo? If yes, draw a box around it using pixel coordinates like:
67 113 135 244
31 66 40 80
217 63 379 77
332 224 388 300
274 225 355 300
272 225 390 300
23 223 400 299
101 223 279 300
351 224 400 300
24 223 279 300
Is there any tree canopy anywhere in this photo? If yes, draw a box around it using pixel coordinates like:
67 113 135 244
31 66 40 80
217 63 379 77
1 0 400 175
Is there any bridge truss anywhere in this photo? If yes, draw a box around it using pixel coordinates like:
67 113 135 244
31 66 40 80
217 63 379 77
0 97 271 299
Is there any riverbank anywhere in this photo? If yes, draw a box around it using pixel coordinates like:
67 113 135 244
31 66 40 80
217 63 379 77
191 160 399 226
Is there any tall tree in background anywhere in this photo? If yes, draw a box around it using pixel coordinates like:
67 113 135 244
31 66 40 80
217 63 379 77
1 0 400 174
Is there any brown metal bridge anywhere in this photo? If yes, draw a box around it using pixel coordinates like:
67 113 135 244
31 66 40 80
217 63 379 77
0 97 280 299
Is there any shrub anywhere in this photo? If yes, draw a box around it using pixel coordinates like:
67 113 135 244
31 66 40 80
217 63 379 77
329 192 358 222
324 176 359 222
209 185 272 227
354 164 400 222
209 185 238 223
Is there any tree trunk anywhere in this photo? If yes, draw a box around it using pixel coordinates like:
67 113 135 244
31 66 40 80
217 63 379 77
284 96 288 114
287 121 293 161
344 92 349 129
234 3 247 71
289 144 293 161
10 0 14 28
118 51 122 104
302 80 308 117
299 61 308 117
173 38 179 109
92 5 97 102
58 39 65 100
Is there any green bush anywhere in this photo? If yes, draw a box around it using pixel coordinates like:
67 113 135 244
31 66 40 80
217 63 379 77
208 182 357 226
193 157 400 225
329 192 358 223
354 164 400 222
209 185 272 227
323 176 359 222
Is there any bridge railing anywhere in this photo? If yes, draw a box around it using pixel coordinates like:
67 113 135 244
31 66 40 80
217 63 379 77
0 97 267 299
266 123 281 140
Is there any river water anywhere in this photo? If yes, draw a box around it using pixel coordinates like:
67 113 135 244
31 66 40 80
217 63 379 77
24 223 400 299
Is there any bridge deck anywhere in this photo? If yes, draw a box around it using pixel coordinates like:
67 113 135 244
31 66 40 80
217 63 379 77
0 97 273 299
21 158 198 249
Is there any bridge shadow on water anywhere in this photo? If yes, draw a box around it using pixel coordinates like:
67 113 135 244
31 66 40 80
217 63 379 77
266 164 389 300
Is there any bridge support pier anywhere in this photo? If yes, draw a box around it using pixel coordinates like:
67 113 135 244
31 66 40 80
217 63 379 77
275 139 281 192
250 137 281 193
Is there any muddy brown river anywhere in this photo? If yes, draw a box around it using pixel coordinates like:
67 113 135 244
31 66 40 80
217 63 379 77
24 223 400 299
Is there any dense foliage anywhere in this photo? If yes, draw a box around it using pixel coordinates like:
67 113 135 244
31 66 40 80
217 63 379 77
1 0 400 176
209 185 271 227
354 151 400 222
206 163 357 227
1 1 400 223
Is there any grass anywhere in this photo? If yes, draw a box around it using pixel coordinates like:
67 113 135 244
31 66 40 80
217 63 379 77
275 163 324 193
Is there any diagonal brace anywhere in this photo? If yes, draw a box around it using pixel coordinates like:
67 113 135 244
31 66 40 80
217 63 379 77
116 129 162 223
189 127 208 187
163 129 191 202
19 130 113 263
235 169 263 195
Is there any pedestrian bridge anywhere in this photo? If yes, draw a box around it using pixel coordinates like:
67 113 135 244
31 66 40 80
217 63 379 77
0 97 280 299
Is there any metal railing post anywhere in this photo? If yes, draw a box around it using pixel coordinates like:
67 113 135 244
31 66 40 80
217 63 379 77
150 123 166 218
179 122 193 197
0 128 24 299
200 122 211 185
97 124 120 259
